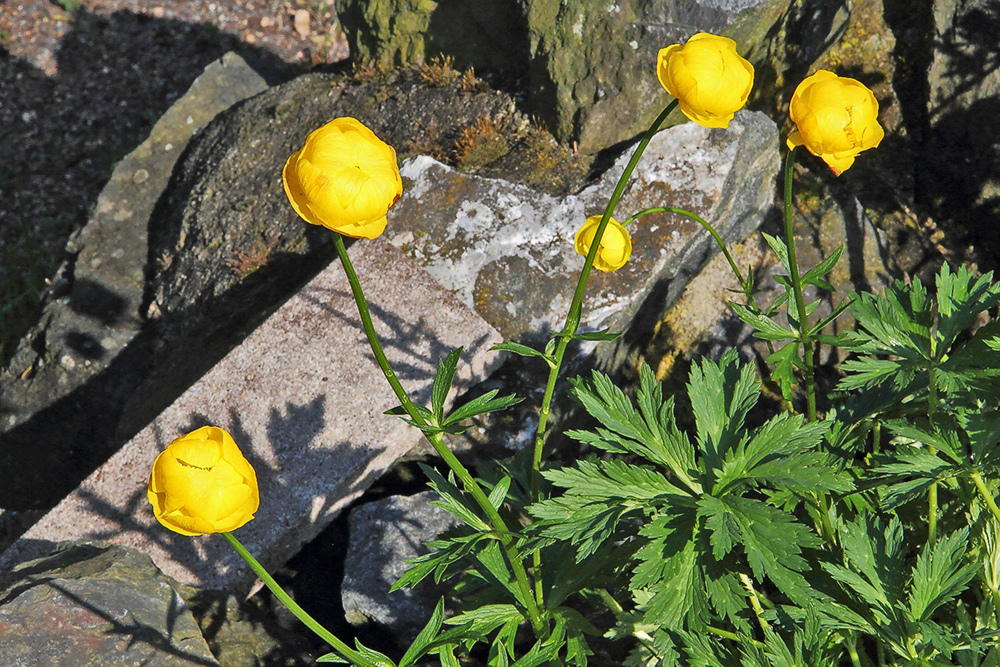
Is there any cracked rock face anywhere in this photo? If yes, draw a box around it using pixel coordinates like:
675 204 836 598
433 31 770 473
0 541 219 667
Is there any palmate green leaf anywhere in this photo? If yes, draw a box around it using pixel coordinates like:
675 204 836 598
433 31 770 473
442 390 523 433
711 412 838 496
549 606 600 667
765 342 801 401
491 340 555 366
836 355 922 393
473 542 530 609
800 244 844 290
398 598 446 667
545 538 637 607
935 264 1000 350
420 464 492 531
762 232 790 272
730 302 797 341
960 410 1000 468
700 495 822 604
851 277 934 356
534 459 686 560
633 513 707 629
909 528 977 622
391 529 493 591
869 448 958 509
688 349 760 467
444 603 523 635
568 364 701 493
431 347 462 422
559 327 622 342
636 363 700 488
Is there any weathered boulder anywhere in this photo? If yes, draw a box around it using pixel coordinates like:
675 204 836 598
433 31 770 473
0 541 219 667
341 491 461 641
0 53 269 510
1 240 502 593
0 62 586 514
337 0 769 152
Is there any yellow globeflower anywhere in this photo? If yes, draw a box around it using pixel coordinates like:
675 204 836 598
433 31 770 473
657 33 754 129
148 426 259 536
282 117 403 239
575 215 632 273
786 70 884 176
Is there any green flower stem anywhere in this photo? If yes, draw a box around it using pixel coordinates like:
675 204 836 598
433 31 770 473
531 99 679 492
331 233 547 639
623 206 750 297
739 572 770 635
926 347 940 547
782 147 817 422
222 532 380 667
527 99 678 611
621 205 775 358
971 472 1000 526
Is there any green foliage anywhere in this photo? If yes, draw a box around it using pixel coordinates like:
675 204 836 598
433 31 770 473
386 347 523 435
532 353 848 642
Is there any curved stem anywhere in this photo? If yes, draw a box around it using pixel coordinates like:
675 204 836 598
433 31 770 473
972 472 1000 525
782 147 816 422
331 234 547 638
527 100 678 612
739 572 770 635
531 99 679 492
623 206 749 297
223 532 381 667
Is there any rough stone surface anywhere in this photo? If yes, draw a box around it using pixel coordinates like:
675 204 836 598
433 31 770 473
0 240 503 592
387 110 780 354
919 0 1000 271
0 53 269 510
341 491 460 640
338 0 768 151
0 541 219 667
337 0 530 82
0 63 588 514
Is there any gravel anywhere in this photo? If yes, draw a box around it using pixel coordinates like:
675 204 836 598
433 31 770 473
0 0 348 362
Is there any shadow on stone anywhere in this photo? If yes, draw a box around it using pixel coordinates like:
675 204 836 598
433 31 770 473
0 9 298 365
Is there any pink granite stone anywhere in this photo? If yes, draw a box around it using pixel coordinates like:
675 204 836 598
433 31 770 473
0 239 502 591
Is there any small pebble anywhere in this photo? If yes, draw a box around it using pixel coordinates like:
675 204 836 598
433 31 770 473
293 9 310 37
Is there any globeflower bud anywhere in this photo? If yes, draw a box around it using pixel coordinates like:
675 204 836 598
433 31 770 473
575 215 632 273
282 117 403 239
786 70 884 176
148 426 259 536
657 33 754 129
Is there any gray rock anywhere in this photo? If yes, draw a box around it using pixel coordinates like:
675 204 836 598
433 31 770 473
341 491 461 640
0 62 576 514
337 0 529 81
338 0 768 152
386 110 780 350
1 240 502 593
0 541 219 667
919 0 1000 270
0 53 269 510
520 0 768 152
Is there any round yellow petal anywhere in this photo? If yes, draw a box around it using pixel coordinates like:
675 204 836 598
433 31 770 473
657 33 754 129
787 70 883 175
574 215 633 272
147 426 259 536
281 117 403 239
